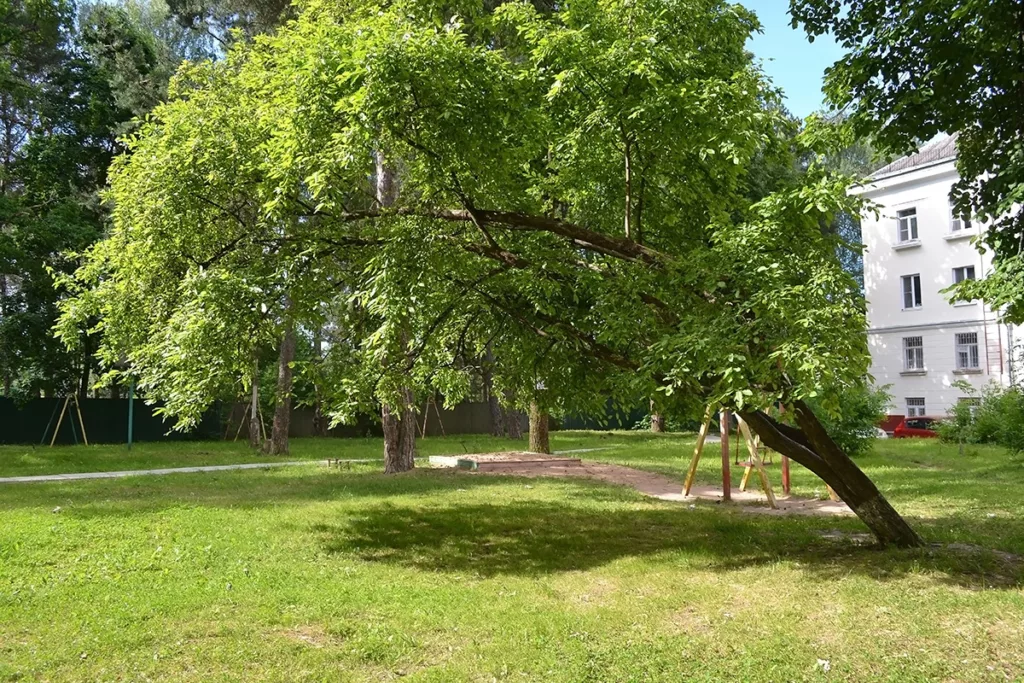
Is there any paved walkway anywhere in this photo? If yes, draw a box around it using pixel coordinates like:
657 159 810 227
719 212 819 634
0 460 314 484
0 448 611 485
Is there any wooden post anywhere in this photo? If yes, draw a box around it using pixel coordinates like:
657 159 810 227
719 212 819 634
683 406 713 496
720 409 731 502
781 456 791 495
73 394 89 446
49 396 70 447
737 416 777 509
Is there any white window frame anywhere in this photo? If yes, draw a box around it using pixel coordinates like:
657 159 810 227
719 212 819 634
949 197 972 233
897 208 919 243
954 332 981 371
902 336 924 371
901 274 922 310
953 265 976 284
906 397 926 417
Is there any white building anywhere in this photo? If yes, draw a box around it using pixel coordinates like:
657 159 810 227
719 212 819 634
855 136 1016 424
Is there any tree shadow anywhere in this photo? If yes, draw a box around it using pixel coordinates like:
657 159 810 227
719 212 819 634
4 465 1022 590
313 498 1024 590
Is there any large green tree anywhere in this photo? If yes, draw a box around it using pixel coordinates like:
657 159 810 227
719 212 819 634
60 0 922 546
791 0 1024 320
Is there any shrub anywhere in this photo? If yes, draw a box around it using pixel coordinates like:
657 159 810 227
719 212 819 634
943 384 1024 453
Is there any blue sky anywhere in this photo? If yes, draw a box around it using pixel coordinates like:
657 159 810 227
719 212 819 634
742 0 845 118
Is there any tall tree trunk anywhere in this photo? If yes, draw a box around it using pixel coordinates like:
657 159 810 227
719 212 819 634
78 336 93 400
383 384 417 473
248 358 262 449
504 392 523 439
376 152 418 473
266 320 295 455
739 403 923 548
529 401 550 454
0 274 9 397
312 323 328 436
482 345 504 437
505 408 523 439
649 400 665 433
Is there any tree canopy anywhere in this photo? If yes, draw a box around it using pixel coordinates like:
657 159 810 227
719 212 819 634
791 0 1024 321
57 0 927 546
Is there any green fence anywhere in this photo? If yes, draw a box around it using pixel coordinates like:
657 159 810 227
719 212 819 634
0 398 224 445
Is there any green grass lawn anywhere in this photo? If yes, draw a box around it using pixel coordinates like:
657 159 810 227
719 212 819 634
1 432 1023 681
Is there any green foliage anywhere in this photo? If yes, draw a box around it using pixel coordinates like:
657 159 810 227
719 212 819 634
790 0 1024 322
804 381 889 457
60 0 871 433
938 383 1024 454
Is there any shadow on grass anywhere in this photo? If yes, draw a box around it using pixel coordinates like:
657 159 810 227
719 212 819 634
3 465 1021 590
313 497 1024 589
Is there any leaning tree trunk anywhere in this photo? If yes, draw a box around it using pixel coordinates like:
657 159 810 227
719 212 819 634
739 402 923 548
266 321 296 455
529 401 550 454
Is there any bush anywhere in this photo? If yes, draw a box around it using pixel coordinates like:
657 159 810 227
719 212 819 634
940 384 1024 453
805 382 890 458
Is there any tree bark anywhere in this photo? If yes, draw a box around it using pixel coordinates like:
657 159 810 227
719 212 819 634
376 152 418 473
528 401 550 454
505 398 523 439
383 385 417 473
312 323 328 437
78 336 93 400
650 400 665 433
266 321 295 455
248 358 262 449
739 404 923 548
482 345 504 437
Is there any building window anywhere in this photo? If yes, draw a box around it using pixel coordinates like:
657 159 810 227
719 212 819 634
958 397 981 417
953 265 976 284
955 332 981 370
906 397 926 417
901 274 922 309
903 336 924 370
897 208 919 242
950 197 972 233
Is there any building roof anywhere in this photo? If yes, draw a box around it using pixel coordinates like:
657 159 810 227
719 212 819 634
871 135 957 179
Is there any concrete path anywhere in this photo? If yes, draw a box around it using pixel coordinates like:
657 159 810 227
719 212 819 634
0 448 613 485
0 460 314 484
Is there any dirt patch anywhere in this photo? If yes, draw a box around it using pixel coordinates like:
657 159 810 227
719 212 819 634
456 457 854 517
275 625 340 649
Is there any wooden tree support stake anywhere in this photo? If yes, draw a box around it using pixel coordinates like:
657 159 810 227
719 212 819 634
736 415 776 509
683 405 713 496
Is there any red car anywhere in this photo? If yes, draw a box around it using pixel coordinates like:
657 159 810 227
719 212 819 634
893 416 940 438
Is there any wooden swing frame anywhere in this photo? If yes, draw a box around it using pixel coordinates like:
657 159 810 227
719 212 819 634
683 406 780 509
47 394 90 447
682 405 841 506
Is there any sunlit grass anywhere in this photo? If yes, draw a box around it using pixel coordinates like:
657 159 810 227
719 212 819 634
1 432 1022 681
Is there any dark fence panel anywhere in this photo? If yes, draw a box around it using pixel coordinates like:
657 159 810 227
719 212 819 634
561 401 648 431
0 397 223 445
1 396 626 445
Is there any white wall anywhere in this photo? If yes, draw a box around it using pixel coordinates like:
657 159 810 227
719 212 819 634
856 160 1011 416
